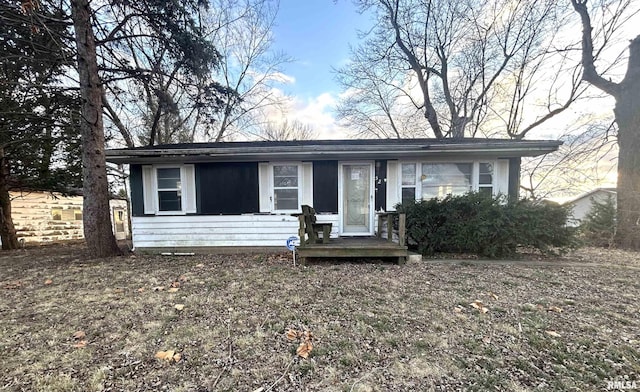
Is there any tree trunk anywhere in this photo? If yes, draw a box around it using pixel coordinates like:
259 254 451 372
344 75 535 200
0 148 19 250
613 36 640 249
614 104 640 248
572 0 640 250
71 0 121 257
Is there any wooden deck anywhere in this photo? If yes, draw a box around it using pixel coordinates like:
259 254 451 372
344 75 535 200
296 236 408 264
296 210 408 264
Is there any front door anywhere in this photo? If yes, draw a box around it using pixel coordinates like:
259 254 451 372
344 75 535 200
339 163 374 235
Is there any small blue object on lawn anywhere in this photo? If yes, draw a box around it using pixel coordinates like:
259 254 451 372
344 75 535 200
286 236 299 266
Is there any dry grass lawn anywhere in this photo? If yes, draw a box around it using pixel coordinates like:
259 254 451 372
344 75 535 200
0 244 639 391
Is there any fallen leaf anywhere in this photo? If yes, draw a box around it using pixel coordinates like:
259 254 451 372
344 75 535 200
2 281 22 289
73 330 86 340
285 329 298 341
489 291 498 300
152 286 165 291
174 304 185 311
44 279 53 285
155 350 181 362
470 300 483 309
137 287 145 293
74 340 87 348
155 350 174 360
296 341 313 358
195 263 204 268
454 305 464 313
470 300 488 313
545 330 561 338
167 287 179 293
548 306 563 313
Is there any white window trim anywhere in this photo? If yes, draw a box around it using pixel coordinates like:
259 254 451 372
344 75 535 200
143 164 196 215
269 162 303 213
397 160 498 201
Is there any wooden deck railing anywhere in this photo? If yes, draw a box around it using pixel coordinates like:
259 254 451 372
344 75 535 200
376 212 406 247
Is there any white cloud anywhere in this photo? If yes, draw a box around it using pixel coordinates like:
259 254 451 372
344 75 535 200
258 88 351 140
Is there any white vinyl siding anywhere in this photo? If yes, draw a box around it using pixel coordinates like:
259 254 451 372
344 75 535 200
141 164 196 215
131 214 339 248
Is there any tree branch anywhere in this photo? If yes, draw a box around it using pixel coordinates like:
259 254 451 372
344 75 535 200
571 0 620 96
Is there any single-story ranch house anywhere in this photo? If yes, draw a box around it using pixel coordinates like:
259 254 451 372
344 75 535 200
106 138 561 252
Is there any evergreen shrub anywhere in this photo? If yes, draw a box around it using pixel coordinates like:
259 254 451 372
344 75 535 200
396 193 578 257
580 195 616 247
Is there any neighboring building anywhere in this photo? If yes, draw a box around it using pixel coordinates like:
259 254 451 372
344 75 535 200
105 138 561 252
9 191 130 244
565 187 617 226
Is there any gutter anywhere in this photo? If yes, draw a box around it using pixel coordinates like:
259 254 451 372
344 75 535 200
106 141 562 164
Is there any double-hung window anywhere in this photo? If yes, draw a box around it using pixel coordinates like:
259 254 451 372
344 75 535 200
156 168 182 211
478 162 494 195
142 165 196 215
272 164 300 211
258 162 310 213
401 163 417 204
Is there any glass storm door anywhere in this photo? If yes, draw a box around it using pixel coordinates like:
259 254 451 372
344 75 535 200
341 163 373 235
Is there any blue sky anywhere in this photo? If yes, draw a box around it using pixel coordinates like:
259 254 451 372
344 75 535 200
272 0 370 99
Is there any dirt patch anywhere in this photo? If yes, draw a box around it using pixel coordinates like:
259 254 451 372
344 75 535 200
0 245 638 391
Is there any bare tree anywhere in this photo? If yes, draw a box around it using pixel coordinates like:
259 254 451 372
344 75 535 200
340 0 582 139
521 120 618 199
336 46 427 138
205 0 292 142
572 0 640 249
253 119 317 141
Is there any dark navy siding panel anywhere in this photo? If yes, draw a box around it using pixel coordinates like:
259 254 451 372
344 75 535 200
375 160 387 211
129 164 145 217
508 157 521 198
197 162 259 214
312 161 338 213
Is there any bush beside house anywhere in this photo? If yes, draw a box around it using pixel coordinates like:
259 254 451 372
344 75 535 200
396 193 578 258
